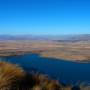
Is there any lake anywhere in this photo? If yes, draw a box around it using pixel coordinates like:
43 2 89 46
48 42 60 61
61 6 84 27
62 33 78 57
0 53 90 85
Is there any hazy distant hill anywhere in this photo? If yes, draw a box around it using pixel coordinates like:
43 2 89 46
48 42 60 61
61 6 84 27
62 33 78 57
0 34 90 41
0 35 43 40
0 35 67 40
54 34 90 42
68 34 90 41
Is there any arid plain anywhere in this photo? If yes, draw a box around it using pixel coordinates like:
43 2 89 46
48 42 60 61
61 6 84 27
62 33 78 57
0 39 90 62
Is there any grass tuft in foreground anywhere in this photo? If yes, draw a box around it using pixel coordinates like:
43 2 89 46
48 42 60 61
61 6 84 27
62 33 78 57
0 61 90 90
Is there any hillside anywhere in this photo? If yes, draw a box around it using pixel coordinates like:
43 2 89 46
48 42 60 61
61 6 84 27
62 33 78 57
0 61 89 90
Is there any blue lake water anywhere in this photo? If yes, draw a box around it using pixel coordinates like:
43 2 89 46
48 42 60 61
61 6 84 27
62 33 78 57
0 53 90 84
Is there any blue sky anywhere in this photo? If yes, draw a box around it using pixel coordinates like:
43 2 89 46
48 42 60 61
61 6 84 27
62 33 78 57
0 0 90 35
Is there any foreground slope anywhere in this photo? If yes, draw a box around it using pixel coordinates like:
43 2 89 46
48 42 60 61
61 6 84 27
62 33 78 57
0 61 90 90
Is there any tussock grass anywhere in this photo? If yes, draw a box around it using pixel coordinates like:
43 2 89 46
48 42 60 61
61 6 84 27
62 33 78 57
0 61 61 90
0 61 89 90
0 61 26 89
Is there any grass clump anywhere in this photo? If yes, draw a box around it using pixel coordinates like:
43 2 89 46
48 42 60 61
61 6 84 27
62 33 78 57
0 61 90 90
0 61 61 90
0 61 26 89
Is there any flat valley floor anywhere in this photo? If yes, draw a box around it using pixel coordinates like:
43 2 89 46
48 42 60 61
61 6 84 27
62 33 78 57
0 40 90 62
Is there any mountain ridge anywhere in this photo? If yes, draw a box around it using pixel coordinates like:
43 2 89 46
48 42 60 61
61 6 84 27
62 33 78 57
0 34 90 41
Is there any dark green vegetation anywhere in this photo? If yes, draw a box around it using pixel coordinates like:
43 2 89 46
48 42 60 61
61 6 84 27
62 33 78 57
0 61 90 90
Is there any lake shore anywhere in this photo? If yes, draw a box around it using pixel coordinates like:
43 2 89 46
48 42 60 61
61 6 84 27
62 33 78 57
0 40 90 62
0 54 90 90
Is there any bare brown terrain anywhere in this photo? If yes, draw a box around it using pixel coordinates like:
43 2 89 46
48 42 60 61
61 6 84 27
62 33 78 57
0 39 90 62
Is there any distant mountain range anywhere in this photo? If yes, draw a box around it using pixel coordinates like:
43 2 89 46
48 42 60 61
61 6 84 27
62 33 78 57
67 34 90 41
0 34 90 41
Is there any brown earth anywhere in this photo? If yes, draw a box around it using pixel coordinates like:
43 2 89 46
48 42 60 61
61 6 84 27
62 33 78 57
0 40 90 62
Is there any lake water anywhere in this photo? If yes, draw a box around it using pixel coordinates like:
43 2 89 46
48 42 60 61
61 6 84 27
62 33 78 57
0 53 90 84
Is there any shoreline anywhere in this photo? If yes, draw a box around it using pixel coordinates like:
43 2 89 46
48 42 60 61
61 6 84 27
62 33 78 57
0 40 90 63
0 50 90 63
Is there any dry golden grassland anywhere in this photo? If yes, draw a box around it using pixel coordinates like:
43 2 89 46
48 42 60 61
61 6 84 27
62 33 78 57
0 40 90 62
41 41 90 62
